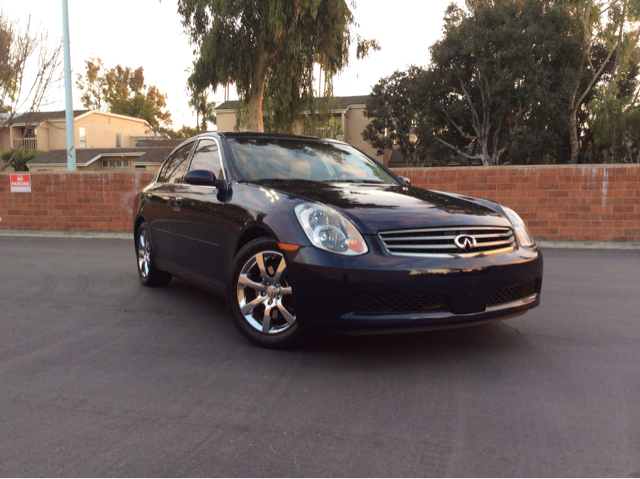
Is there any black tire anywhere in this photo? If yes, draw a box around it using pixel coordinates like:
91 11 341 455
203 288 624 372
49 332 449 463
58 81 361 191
226 238 307 348
136 222 172 287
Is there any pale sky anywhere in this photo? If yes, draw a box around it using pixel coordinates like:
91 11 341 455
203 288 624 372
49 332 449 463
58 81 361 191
2 0 463 129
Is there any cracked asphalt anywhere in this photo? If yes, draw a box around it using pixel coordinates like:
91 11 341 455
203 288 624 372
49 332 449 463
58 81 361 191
1 237 639 477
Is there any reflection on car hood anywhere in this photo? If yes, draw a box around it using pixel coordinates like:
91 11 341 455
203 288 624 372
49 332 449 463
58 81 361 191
253 180 510 235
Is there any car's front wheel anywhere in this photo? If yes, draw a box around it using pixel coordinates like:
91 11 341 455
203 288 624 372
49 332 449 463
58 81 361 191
227 238 305 348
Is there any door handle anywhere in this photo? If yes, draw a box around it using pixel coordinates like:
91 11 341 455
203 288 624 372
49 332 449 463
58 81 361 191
174 197 183 207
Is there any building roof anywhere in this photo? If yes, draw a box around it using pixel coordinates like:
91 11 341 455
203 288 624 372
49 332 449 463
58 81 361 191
9 110 90 125
6 109 151 126
135 138 185 148
215 95 370 111
27 147 172 167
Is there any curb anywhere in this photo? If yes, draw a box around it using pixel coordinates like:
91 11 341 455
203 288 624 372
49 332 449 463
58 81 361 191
537 240 640 251
1 229 639 250
0 230 130 240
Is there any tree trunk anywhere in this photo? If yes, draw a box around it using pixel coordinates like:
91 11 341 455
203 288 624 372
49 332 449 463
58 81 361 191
481 137 490 166
569 109 579 164
248 51 269 132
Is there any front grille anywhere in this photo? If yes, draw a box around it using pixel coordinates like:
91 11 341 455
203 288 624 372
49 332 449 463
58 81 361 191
353 293 449 315
488 280 537 308
378 226 516 257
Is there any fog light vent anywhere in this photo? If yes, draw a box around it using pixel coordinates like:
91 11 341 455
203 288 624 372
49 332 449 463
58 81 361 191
353 293 449 315
488 280 536 308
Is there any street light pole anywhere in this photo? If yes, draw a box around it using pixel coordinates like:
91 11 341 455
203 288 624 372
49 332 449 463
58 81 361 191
62 0 76 171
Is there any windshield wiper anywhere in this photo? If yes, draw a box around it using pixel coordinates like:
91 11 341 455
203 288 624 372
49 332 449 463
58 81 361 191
322 179 386 184
257 178 318 183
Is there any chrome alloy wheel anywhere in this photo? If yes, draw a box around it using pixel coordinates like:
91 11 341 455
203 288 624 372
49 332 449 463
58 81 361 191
137 228 151 279
236 250 296 334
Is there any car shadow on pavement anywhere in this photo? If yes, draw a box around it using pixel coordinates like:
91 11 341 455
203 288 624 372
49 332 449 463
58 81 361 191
151 278 530 365
307 321 528 361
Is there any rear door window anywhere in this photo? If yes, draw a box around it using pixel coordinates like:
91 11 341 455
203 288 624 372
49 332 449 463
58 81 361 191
188 139 223 180
158 142 195 184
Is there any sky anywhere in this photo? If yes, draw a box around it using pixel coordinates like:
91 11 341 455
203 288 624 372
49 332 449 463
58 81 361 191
3 0 464 129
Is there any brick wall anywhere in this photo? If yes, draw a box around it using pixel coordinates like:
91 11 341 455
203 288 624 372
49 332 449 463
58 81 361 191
0 172 155 233
1 167 639 242
392 165 640 242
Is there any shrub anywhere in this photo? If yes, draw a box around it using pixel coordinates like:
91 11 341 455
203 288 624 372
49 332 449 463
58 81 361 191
1 147 45 172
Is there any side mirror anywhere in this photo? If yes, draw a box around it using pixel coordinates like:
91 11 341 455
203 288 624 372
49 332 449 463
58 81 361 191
398 176 411 186
185 169 216 187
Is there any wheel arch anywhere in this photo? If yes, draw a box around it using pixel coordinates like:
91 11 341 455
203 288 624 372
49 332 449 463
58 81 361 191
234 225 278 256
133 215 146 247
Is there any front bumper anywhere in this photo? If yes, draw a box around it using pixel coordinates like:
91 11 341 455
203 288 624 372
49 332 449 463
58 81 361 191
285 236 543 332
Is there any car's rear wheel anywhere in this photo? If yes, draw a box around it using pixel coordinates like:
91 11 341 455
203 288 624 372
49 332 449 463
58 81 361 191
136 222 172 287
227 238 305 348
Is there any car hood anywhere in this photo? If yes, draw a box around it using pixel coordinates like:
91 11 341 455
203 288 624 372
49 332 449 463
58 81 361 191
253 180 511 235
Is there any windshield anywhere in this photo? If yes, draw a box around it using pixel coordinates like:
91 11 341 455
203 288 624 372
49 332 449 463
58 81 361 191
227 138 398 185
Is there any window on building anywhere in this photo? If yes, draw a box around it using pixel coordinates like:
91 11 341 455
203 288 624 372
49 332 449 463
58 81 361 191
79 127 86 148
116 133 121 148
102 159 128 169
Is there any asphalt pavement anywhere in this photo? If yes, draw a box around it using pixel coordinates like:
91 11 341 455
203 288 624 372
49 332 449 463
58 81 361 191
0 237 639 477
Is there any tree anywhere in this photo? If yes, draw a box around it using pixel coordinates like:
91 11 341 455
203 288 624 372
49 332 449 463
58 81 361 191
363 67 426 166
577 29 640 162
1 147 44 171
369 1 579 167
563 0 640 163
76 58 172 128
75 57 104 110
179 0 378 132
298 77 343 140
167 125 198 139
0 14 62 172
187 83 216 132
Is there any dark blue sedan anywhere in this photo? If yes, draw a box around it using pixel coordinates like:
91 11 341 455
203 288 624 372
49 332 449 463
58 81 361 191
133 133 542 348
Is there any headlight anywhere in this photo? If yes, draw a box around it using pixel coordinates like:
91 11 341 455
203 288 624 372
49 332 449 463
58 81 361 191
502 207 535 247
294 203 369 256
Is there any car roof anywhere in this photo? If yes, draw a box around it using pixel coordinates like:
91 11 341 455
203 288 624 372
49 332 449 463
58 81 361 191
218 132 331 142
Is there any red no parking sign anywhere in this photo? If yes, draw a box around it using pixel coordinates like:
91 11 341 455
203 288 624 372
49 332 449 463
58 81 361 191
10 174 31 193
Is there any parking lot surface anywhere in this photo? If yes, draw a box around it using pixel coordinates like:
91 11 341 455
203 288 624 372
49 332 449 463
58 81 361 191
0 237 639 477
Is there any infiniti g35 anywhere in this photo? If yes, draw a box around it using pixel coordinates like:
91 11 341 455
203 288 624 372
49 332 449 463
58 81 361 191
133 133 543 348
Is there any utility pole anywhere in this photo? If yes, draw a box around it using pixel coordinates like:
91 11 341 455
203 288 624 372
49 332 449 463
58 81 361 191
62 0 76 171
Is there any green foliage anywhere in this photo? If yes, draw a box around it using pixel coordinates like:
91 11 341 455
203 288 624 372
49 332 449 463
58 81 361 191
363 66 425 166
301 80 344 140
588 84 627 147
302 111 344 140
561 0 640 163
75 57 104 110
167 125 198 139
365 0 585 166
1 147 44 171
187 85 216 132
0 16 16 114
355 36 381 60
233 99 250 132
76 57 172 128
582 37 640 161
179 0 377 132
424 0 580 165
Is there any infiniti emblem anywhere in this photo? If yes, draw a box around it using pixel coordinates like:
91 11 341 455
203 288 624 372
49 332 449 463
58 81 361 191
454 234 477 251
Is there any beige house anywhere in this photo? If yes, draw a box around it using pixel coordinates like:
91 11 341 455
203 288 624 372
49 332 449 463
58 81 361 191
1 110 161 153
26 146 174 173
215 95 386 163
